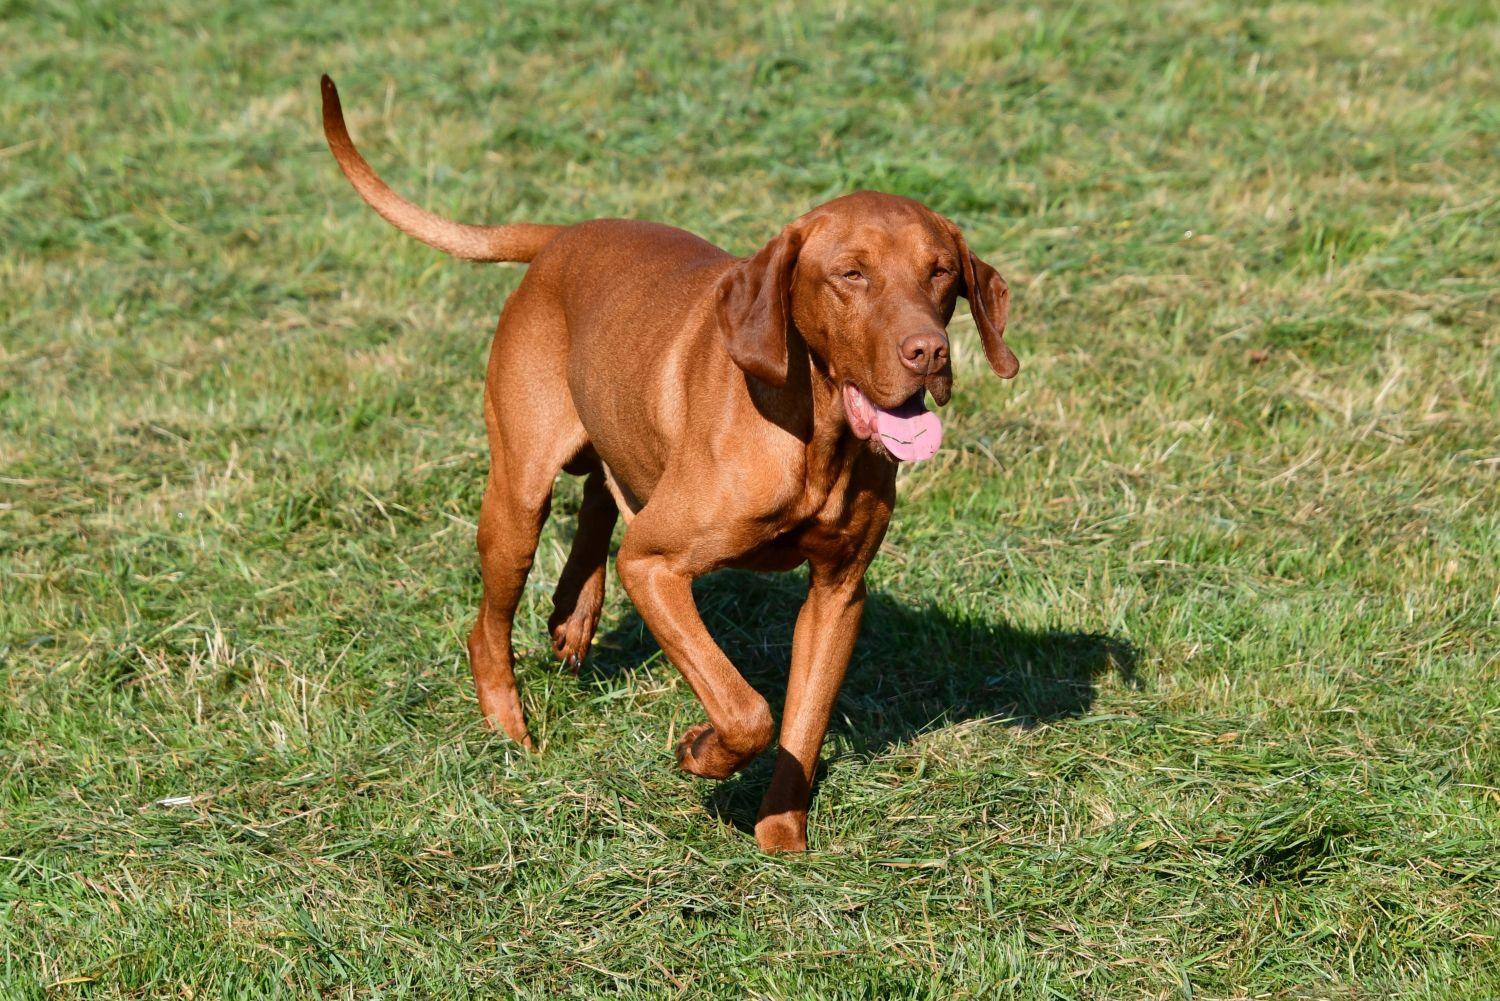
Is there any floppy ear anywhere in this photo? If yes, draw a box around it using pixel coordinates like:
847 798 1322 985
955 233 1020 380
714 225 803 388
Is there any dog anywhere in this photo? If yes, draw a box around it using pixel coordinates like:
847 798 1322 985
320 76 1019 852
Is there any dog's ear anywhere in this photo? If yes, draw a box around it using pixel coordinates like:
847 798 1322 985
952 229 1019 380
715 225 803 388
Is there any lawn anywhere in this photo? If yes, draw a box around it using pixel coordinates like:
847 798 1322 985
2 0 1497 996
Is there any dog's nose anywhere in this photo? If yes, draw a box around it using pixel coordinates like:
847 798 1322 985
899 331 949 375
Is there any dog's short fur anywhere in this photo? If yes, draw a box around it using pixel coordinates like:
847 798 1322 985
321 76 1019 851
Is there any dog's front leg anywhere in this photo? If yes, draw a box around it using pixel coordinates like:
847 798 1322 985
617 523 775 780
754 567 867 853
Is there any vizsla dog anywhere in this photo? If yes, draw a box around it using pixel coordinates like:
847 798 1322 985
321 76 1019 852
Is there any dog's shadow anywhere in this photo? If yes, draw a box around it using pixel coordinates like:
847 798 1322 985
583 569 1140 835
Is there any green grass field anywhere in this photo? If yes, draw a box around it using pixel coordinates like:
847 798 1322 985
3 1 1498 996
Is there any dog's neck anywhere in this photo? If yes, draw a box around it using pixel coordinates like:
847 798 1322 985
804 353 850 452
745 332 890 503
800 341 890 508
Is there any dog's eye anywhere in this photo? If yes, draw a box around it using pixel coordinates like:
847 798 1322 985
930 266 953 280
840 269 865 282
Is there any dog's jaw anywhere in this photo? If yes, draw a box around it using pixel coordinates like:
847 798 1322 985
842 383 943 462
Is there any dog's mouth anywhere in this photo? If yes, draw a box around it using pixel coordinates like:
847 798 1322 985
842 383 943 462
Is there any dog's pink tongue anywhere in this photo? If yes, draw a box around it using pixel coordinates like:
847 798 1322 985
873 395 943 461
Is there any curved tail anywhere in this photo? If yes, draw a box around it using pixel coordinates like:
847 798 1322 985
320 75 561 263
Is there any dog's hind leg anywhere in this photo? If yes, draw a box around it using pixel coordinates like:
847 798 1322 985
469 471 546 747
547 457 618 672
466 291 583 747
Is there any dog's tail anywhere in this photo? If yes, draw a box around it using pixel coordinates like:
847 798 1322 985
320 75 561 263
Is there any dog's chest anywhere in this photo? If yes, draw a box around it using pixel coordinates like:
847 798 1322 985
774 450 893 565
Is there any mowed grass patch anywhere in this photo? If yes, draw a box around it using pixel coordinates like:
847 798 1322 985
2 0 1497 997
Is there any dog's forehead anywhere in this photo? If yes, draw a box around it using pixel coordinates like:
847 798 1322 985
801 205 951 260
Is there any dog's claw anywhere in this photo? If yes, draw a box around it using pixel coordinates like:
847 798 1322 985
675 723 712 771
548 608 599 673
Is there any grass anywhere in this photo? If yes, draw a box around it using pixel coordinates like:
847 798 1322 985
2 0 1497 996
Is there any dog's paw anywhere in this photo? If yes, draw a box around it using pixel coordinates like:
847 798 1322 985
548 607 599 674
675 723 751 780
754 811 808 853
477 700 534 751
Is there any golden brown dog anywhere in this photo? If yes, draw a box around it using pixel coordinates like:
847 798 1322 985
320 75 1019 852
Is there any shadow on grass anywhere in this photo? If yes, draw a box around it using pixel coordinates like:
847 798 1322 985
586 569 1139 835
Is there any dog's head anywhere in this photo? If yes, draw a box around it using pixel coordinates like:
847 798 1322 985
714 191 1018 461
